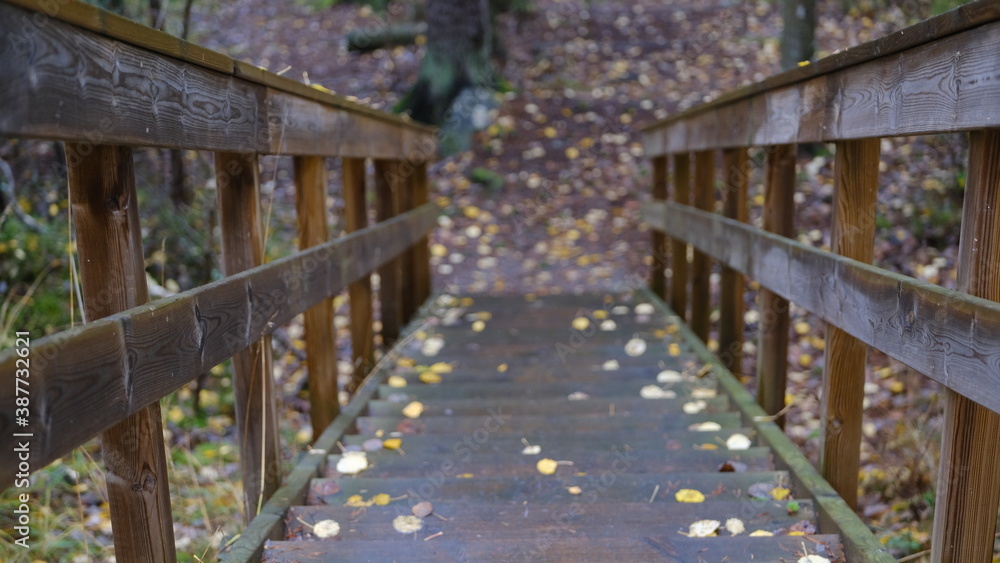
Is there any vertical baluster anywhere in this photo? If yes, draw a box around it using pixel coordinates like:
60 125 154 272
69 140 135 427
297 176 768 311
756 144 796 426
67 143 176 562
690 150 714 342
342 157 375 391
293 156 339 432
397 162 416 324
931 129 1000 562
671 153 691 318
719 148 748 372
820 139 878 509
214 151 281 522
650 155 668 300
374 159 402 344
411 161 432 307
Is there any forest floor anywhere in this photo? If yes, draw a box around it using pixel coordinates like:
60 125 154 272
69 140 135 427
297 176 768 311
0 0 984 561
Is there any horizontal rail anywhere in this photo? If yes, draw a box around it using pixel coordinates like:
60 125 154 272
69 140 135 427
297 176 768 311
642 1 1000 154
0 0 436 158
642 200 1000 415
0 202 439 485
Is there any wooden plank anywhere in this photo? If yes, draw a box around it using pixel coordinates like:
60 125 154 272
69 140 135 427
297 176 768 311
410 162 433 310
931 129 1000 562
266 90 436 159
718 148 748 372
341 157 375 391
670 154 690 318
215 151 282 522
0 2 267 151
374 160 403 344
642 200 1000 415
756 145 796 426
689 150 714 342
640 289 894 562
641 1 1000 154
263 536 845 563
397 167 417 324
819 139 878 509
66 144 176 562
293 156 340 434
642 18 1000 154
0 204 440 483
650 156 668 299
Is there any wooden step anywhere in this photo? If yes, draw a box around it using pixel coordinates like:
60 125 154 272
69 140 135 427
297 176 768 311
307 471 793 505
284 499 819 541
325 447 774 478
263 535 845 562
355 411 743 435
365 396 732 417
377 379 719 400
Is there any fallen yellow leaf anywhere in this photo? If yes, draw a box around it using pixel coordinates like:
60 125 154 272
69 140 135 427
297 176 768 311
419 372 442 384
383 438 403 450
402 401 424 419
372 493 391 506
770 487 791 500
536 458 558 475
387 375 407 388
675 489 705 503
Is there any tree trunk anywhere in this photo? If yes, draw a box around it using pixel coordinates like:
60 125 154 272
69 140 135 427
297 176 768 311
780 0 815 70
402 0 493 125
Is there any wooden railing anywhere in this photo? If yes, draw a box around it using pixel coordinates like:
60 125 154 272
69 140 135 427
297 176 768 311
642 1 1000 561
0 0 437 560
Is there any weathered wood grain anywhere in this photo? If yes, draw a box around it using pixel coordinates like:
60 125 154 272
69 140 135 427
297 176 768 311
342 157 375 391
0 2 266 151
0 203 439 485
642 14 1000 154
215 151 282 522
66 144 175 562
375 159 403 344
670 153 691 318
642 200 1000 415
689 150 714 342
293 156 339 434
819 139 878 510
0 2 436 155
932 129 1000 563
718 148 748 372
397 169 417 324
650 156 668 299
756 145 796 427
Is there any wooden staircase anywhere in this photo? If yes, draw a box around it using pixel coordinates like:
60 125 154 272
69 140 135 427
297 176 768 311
261 292 849 562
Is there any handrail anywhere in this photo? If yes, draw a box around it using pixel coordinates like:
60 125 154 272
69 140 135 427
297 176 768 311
0 203 438 484
642 0 1000 154
0 0 439 559
642 2 1000 560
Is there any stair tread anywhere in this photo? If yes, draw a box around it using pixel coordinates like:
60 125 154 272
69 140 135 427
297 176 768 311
366 396 731 417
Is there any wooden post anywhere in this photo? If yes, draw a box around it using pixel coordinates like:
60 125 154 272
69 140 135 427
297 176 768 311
374 159 402 344
214 151 281 522
670 153 691 318
931 129 1000 562
690 150 714 342
819 138 878 509
342 157 375 391
67 144 176 562
397 164 417 325
411 161 432 307
756 144 796 427
293 156 339 434
650 155 668 300
718 148 748 372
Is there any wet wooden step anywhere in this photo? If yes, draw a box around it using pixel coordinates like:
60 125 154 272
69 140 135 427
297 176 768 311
355 411 743 435
263 535 844 562
377 379 719 401
325 447 774 478
341 428 758 455
307 471 793 505
366 396 731 417
284 499 819 541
